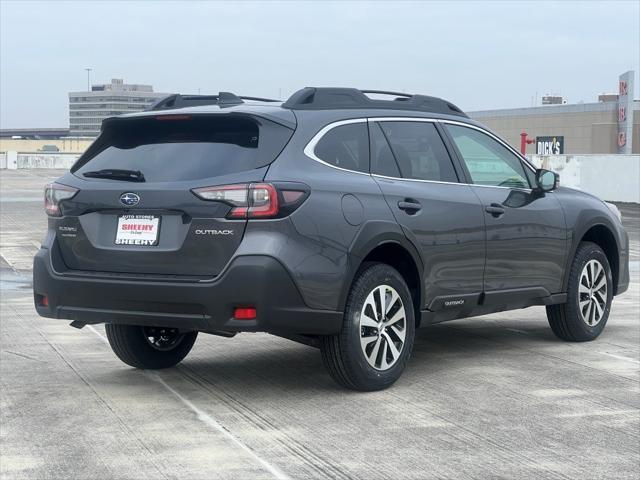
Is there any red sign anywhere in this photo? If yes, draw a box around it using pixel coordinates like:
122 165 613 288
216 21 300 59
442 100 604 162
618 132 626 147
617 71 634 154
619 106 626 122
619 80 628 96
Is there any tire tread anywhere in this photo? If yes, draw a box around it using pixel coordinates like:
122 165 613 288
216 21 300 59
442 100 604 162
105 324 197 369
547 241 612 342
320 263 415 391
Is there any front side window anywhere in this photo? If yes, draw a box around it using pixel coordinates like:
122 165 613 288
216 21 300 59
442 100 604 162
313 122 369 173
446 125 530 189
377 121 458 182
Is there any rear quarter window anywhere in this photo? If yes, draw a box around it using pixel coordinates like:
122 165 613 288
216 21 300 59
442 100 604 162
73 115 293 182
313 122 369 173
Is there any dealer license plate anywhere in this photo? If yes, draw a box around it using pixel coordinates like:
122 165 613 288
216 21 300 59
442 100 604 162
115 215 160 246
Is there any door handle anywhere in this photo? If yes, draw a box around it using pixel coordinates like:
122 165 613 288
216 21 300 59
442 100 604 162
398 199 422 214
485 203 505 217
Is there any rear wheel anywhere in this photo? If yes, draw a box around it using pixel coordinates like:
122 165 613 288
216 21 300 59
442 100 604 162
547 242 613 342
320 263 415 391
105 324 198 369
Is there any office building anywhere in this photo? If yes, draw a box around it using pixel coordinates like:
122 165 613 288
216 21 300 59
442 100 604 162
69 79 169 137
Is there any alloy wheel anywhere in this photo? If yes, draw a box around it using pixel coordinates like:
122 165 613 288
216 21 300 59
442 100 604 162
578 259 608 326
359 285 407 370
143 326 185 351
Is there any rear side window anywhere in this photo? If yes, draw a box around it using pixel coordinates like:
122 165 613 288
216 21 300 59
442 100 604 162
313 122 369 173
73 115 293 182
370 122 401 177
377 121 458 182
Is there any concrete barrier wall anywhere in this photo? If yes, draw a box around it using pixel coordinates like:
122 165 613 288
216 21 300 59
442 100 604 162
1 150 638 203
15 152 80 170
0 138 93 154
528 154 639 203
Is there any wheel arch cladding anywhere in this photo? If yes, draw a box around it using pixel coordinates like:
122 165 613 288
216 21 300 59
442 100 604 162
579 224 620 294
343 238 423 325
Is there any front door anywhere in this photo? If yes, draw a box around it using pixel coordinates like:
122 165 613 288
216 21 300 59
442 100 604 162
369 119 486 311
443 123 567 301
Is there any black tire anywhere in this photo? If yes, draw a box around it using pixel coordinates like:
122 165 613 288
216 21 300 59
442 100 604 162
320 263 416 391
546 241 613 342
105 324 198 369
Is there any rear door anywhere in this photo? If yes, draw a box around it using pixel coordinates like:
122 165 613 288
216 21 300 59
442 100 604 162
370 119 486 310
442 123 567 297
58 114 293 277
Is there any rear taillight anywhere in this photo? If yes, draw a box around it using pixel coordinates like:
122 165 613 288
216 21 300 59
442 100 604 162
44 183 79 217
192 182 308 219
246 183 279 218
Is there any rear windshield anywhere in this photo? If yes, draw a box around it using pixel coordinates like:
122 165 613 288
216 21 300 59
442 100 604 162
72 115 293 182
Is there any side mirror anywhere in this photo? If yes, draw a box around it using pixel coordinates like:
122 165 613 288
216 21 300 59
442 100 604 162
535 169 559 192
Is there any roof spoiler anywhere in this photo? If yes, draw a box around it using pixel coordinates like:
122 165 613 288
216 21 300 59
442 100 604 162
148 92 280 111
282 87 468 117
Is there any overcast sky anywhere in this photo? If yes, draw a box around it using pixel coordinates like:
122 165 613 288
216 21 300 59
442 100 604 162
1 0 639 128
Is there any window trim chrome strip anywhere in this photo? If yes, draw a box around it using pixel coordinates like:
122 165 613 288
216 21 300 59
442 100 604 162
302 116 537 186
365 117 438 123
372 173 532 192
371 173 466 187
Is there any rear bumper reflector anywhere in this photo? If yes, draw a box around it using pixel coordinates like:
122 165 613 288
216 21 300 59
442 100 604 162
234 307 257 320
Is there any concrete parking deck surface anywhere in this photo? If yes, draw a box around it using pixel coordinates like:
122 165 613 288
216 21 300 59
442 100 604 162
1 170 639 479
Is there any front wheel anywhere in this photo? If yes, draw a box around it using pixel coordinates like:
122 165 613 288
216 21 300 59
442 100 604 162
320 263 416 391
547 242 613 342
105 324 198 369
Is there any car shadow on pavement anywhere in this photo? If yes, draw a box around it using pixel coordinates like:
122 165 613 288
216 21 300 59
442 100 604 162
94 321 577 396
90 317 628 398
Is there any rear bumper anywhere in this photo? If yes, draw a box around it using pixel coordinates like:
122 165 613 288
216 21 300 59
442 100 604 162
33 248 342 335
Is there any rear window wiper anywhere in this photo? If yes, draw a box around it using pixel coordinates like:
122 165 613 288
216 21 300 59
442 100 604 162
82 169 146 182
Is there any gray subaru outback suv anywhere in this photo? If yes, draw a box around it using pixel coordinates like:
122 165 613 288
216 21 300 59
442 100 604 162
34 87 629 391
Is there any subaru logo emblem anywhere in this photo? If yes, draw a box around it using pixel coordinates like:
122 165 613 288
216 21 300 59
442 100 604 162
119 193 140 206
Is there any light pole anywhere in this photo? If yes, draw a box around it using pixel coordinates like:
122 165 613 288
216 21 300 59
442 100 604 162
85 68 92 91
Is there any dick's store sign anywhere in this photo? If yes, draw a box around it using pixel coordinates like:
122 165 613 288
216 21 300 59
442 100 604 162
617 70 634 154
536 136 563 155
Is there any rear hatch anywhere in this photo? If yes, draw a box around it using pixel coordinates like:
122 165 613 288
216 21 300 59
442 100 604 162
58 113 293 277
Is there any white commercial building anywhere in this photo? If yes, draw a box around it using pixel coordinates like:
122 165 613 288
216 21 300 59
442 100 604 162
68 78 169 137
